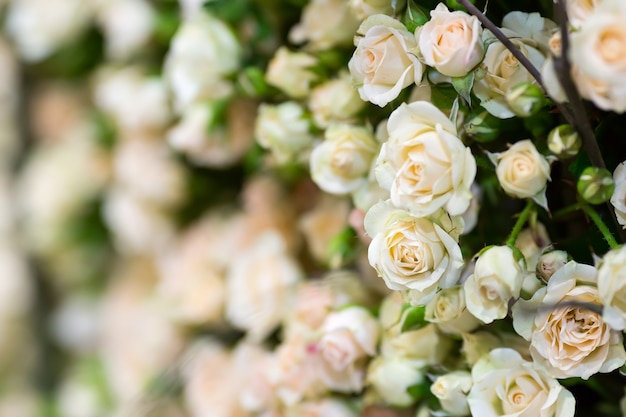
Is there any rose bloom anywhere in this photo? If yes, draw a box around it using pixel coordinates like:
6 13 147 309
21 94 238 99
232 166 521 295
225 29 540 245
289 0 359 51
462 330 531 366
255 101 314 165
349 15 423 107
490 140 552 207
570 0 626 113
375 101 476 217
163 11 241 112
597 246 626 330
348 0 396 19
501 11 557 54
425 286 480 334
610 161 626 228
365 200 464 298
310 124 379 195
265 47 319 99
512 261 626 379
473 28 547 118
567 0 603 27
431 371 473 416
308 71 366 128
464 245 525 324
367 355 425 407
417 3 484 77
467 348 575 417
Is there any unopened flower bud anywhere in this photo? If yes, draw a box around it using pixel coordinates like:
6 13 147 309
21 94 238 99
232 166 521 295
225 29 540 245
536 250 569 281
505 82 545 117
464 110 500 142
547 124 581 159
577 166 615 205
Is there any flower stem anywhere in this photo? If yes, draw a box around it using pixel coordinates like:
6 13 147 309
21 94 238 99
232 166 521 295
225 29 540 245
506 200 535 247
552 203 580 219
579 200 619 249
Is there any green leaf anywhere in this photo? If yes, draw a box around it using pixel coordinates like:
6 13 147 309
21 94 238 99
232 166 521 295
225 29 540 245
403 0 430 32
400 305 427 332
203 0 249 24
430 84 458 112
568 151 592 179
451 72 475 105
406 380 431 400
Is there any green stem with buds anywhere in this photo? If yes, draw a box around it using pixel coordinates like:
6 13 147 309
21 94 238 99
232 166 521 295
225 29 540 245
578 200 619 249
506 200 535 247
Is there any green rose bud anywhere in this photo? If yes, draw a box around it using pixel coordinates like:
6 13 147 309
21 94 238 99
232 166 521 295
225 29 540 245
536 250 569 281
577 166 615 205
547 124 581 159
505 82 545 117
464 110 500 142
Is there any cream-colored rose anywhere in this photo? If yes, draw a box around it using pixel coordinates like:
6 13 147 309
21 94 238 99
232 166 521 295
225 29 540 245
365 200 464 298
6 0 93 61
570 0 626 113
597 246 626 331
417 3 484 77
376 101 476 216
537 250 569 281
308 71 366 128
610 161 626 228
468 348 575 417
349 15 423 107
567 0 603 28
266 47 319 99
164 11 241 112
512 261 626 379
289 0 359 51
473 28 547 118
490 140 552 207
464 245 525 324
461 183 482 236
310 124 379 194
425 286 480 334
382 322 453 365
349 0 397 19
431 371 473 416
501 11 557 53
514 222 551 271
367 356 425 407
255 101 314 164
226 231 302 341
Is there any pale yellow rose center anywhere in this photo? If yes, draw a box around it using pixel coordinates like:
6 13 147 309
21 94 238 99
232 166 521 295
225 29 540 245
436 21 466 53
597 27 626 65
329 143 368 177
502 375 542 413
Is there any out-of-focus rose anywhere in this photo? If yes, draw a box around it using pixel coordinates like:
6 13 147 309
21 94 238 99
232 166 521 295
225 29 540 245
348 0 397 19
417 4 484 77
501 11 557 53
567 0 603 28
597 246 626 330
255 101 314 164
425 286 480 334
310 124 378 195
611 161 626 228
316 306 380 393
468 348 575 417
537 250 569 282
365 200 464 299
349 15 423 107
512 261 626 379
168 98 257 168
265 47 319 99
285 398 358 417
164 11 241 112
226 231 303 341
514 222 551 271
461 330 531 366
367 356 425 407
289 0 359 51
473 29 547 118
308 71 366 128
382 321 453 365
93 66 171 133
50 296 99 355
94 0 154 60
570 0 626 113
376 101 476 217
464 245 525 324
489 140 552 207
6 0 93 62
431 371 472 416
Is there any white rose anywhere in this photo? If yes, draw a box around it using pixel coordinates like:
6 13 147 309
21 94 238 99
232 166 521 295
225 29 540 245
464 245 525 324
365 200 464 296
425 286 480 335
382 323 453 365
308 71 366 128
567 0 603 28
348 15 424 107
164 11 241 112
431 371 473 416
310 124 379 194
512 261 626 379
597 246 626 330
265 47 319 99
473 29 547 119
348 0 397 19
417 3 484 77
255 101 314 164
570 0 626 113
610 161 626 228
289 0 359 51
468 348 576 417
537 250 569 281
376 101 476 217
501 11 557 53
489 140 552 208
367 356 425 407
